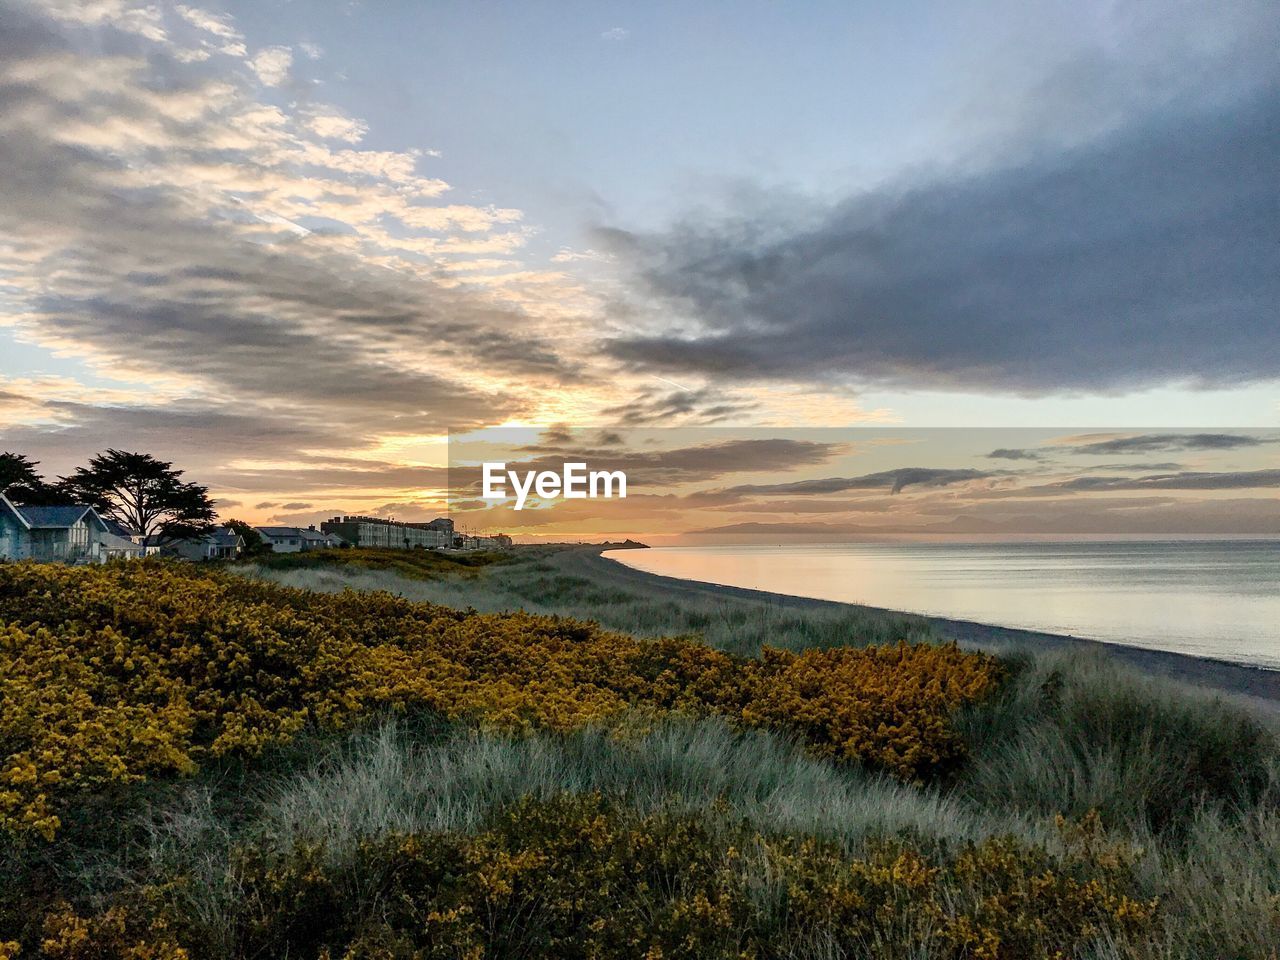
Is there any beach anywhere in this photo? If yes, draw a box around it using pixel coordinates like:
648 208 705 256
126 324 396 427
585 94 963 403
590 546 1280 710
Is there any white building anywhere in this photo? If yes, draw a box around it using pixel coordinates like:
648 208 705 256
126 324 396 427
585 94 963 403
256 525 346 553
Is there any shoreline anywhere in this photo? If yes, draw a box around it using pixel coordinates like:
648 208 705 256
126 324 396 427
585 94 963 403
587 547 1280 710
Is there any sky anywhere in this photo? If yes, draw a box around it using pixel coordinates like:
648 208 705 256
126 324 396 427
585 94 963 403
0 0 1277 537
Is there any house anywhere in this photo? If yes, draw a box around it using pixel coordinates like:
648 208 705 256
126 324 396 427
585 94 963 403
298 526 346 550
0 493 130 563
257 525 345 553
100 517 146 560
255 526 305 553
144 527 244 561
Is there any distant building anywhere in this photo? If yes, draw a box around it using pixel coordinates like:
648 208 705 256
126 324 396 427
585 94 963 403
408 517 455 538
0 494 138 563
256 525 345 553
320 515 450 549
311 515 509 552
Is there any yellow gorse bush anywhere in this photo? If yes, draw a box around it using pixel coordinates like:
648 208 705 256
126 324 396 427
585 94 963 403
0 560 1001 839
35 795 1159 960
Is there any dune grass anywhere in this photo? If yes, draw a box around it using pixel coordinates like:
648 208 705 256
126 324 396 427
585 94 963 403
54 711 1280 959
249 544 936 657
245 544 510 580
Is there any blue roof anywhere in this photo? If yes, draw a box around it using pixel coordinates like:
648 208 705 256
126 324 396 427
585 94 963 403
13 504 96 528
101 517 135 538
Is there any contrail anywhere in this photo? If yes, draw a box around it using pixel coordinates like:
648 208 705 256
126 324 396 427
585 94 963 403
651 376 693 392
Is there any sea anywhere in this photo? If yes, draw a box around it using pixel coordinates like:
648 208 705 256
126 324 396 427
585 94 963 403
604 540 1280 669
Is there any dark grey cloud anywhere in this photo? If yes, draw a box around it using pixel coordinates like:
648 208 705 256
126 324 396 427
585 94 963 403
599 386 755 426
0 400 343 476
1068 432 1271 455
218 461 450 494
604 89 1280 393
723 467 992 497
450 438 841 495
1079 462 1184 472
986 448 1046 461
1048 469 1280 491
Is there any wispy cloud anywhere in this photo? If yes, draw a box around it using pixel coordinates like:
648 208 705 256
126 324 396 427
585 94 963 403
0 0 601 499
248 45 292 85
1048 470 1280 491
1066 433 1271 455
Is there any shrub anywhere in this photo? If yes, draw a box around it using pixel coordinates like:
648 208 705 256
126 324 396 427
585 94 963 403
77 795 1154 960
0 561 1000 840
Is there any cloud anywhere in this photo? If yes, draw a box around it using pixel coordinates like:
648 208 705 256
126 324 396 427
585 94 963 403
551 247 613 263
249 45 292 86
604 89 1280 393
175 5 242 43
302 108 369 143
986 448 1046 461
600 27 629 41
1048 469 1280 491
298 41 323 60
1067 432 1271 455
0 1 588 482
600 386 755 425
688 495 1280 537
452 437 843 495
723 467 993 497
1079 462 1184 472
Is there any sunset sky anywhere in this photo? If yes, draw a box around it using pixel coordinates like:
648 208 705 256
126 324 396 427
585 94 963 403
1 0 1276 538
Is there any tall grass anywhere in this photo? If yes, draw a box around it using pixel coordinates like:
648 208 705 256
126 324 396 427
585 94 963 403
247 545 935 656
251 718 1005 860
956 648 1278 834
132 713 1280 959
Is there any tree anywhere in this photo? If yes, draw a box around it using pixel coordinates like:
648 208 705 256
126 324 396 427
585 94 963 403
223 518 271 556
0 452 59 505
60 450 216 540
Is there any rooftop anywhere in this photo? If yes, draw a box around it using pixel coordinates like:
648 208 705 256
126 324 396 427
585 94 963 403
13 504 97 528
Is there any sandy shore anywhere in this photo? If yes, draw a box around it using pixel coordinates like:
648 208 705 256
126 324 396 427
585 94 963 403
586 547 1280 711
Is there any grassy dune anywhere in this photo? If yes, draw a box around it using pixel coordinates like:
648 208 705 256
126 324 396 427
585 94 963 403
1 547 1277 958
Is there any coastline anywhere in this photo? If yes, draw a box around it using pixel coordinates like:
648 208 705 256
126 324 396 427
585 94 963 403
589 546 1280 710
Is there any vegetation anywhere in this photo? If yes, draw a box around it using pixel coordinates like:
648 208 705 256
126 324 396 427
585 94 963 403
1 548 1277 958
42 794 1155 960
0 559 998 842
253 544 936 657
246 545 510 580
0 453 59 507
219 520 268 558
58 450 216 540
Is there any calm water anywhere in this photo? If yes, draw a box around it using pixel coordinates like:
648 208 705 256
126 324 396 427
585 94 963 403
605 541 1280 668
